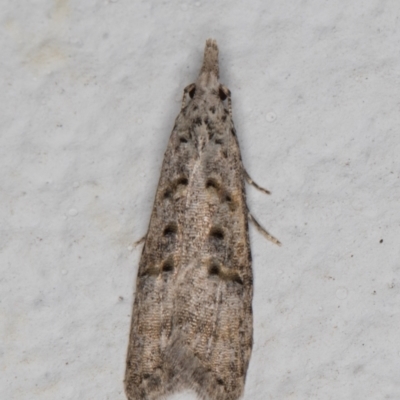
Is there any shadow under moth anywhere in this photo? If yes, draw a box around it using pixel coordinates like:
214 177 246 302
125 39 280 400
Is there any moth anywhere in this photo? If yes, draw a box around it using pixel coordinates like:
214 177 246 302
125 39 280 400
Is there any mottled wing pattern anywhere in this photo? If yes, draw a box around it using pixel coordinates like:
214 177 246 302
126 40 254 400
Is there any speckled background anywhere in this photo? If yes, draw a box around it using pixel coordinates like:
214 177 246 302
1 1 399 399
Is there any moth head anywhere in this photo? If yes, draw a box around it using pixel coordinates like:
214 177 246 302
200 39 219 79
196 39 220 93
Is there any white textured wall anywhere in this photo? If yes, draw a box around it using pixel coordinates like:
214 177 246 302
1 1 399 399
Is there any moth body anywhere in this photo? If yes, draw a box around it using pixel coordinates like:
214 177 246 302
125 39 275 400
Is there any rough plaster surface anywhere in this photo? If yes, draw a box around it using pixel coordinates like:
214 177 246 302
1 1 399 399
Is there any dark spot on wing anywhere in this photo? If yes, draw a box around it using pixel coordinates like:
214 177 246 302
206 178 221 190
188 86 196 98
222 191 236 210
219 87 227 101
177 177 188 186
232 274 243 285
163 223 178 237
163 189 173 199
209 226 224 240
208 262 219 275
162 257 174 272
194 117 202 126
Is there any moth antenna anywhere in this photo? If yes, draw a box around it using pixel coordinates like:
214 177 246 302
244 169 271 195
133 235 146 247
248 213 282 246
